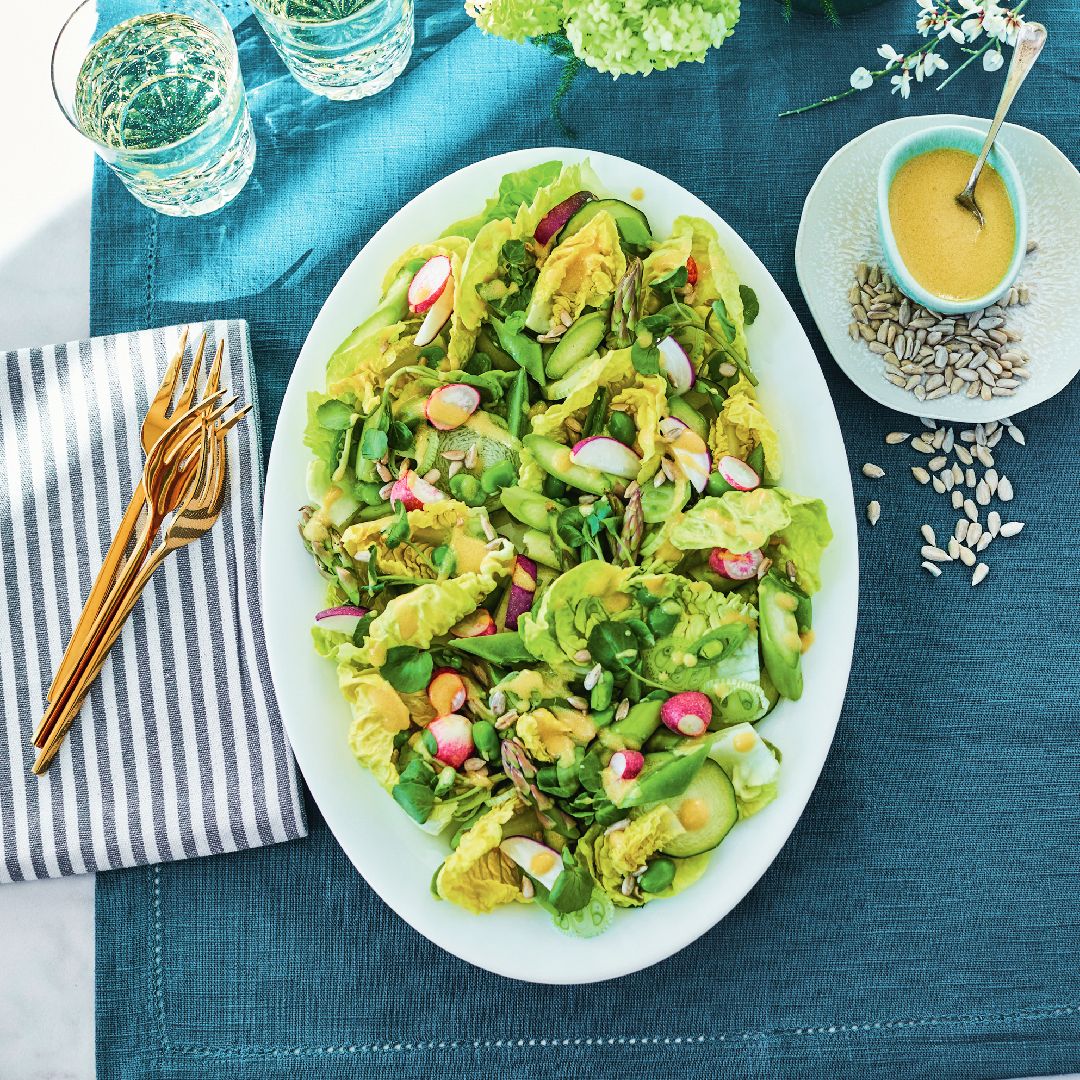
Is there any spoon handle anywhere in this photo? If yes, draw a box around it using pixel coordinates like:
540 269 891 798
965 22 1047 193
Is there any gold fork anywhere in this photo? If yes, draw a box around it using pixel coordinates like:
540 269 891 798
34 396 226 750
34 410 246 771
43 331 224 704
34 409 246 775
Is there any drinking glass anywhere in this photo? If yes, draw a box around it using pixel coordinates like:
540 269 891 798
52 0 256 216
248 0 413 100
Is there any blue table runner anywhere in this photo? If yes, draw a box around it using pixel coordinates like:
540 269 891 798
94 2 1080 1076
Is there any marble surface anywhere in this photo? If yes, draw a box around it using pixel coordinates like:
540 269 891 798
1 6 95 1080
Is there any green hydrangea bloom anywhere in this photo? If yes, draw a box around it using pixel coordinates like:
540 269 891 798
465 0 564 43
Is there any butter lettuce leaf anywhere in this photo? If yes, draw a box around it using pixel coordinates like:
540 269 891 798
665 490 793 554
524 210 626 333
338 670 411 791
516 706 597 765
768 491 832 595
534 349 637 438
711 374 782 483
457 218 514 331
442 161 565 240
435 795 527 913
707 723 781 819
358 538 515 667
511 160 606 243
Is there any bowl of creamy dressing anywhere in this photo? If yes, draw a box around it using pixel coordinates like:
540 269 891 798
877 124 1027 316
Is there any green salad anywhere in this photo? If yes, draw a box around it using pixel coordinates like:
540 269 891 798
299 159 832 935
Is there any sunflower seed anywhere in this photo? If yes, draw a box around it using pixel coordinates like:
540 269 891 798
927 455 947 471
866 500 881 526
1008 425 1026 446
862 462 885 479
932 476 946 492
947 537 961 558
964 499 979 522
943 471 954 491
614 699 630 722
952 490 964 509
965 468 976 487
999 521 1025 537
922 545 952 562
921 561 942 577
463 757 487 773
495 709 519 731
975 480 991 506
942 428 955 453
911 466 931 484
567 695 589 712
975 445 995 468
621 875 636 897
971 563 990 586
464 444 478 469
997 476 1014 501
583 664 604 692
885 432 911 445
375 461 393 482
987 510 1002 537
604 819 630 836
441 449 465 462
448 460 462 478
953 518 968 544
976 533 992 552
920 524 937 545
958 546 976 567
967 522 983 545
955 444 973 465
910 438 934 454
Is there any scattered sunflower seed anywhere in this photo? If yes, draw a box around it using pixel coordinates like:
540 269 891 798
976 480 991 506
866 500 881 526
999 521 1025 537
998 476 1014 501
987 510 1002 536
976 533 993 552
910 438 935 454
955 444 973 466
862 462 885 479
885 432 911 445
964 499 979 522
952 490 964 509
920 524 936 545
972 563 990 586
583 664 603 692
947 537 961 559
567 695 590 712
968 522 983 545
921 561 942 577
922 545 952 562
911 466 931 484
932 477 946 494
520 876 535 899
955 519 969 544
1008 426 1026 445
958 546 976 567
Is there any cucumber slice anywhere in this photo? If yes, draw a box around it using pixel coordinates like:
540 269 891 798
562 199 653 248
545 311 608 379
758 574 804 701
640 480 690 523
523 435 613 496
659 760 737 858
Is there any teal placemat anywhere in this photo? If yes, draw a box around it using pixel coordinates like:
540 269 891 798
94 2 1080 1077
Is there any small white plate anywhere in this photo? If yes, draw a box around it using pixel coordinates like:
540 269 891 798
796 114 1080 423
263 148 859 983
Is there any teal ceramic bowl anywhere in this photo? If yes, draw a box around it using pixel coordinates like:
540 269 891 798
877 124 1027 316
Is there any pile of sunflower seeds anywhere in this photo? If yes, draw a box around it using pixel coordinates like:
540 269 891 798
861 416 1026 586
847 258 1035 402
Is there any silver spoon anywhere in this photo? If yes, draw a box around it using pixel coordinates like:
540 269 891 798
956 21 1047 226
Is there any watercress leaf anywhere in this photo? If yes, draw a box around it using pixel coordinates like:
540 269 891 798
652 264 688 293
351 611 376 646
587 621 640 667
577 751 603 793
316 399 355 431
418 345 446 366
624 618 655 649
387 420 414 451
361 427 389 461
383 503 410 549
630 341 660 377
548 864 593 915
392 781 435 824
502 238 529 268
381 645 433 694
739 285 760 326
398 756 436 787
711 299 737 345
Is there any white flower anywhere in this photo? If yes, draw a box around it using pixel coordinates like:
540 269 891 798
983 47 1005 71
890 67 913 98
939 20 967 43
849 66 874 90
914 51 949 81
917 8 948 37
998 9 1025 45
877 43 905 69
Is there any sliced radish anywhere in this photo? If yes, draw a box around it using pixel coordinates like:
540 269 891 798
314 606 369 635
450 608 497 638
428 667 467 715
717 455 760 492
500 836 564 891
504 555 538 631
657 335 695 394
686 256 698 287
609 749 644 781
426 713 474 769
408 255 452 314
659 416 712 493
425 383 480 431
390 470 446 511
413 272 455 347
570 435 641 479
534 191 595 246
708 546 764 581
661 692 713 737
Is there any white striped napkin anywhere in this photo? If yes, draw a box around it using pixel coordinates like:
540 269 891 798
0 321 307 882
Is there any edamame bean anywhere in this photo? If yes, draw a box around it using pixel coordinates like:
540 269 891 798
705 472 732 497
481 458 517 494
542 474 567 499
356 481 387 506
638 857 676 893
606 410 636 446
449 473 485 506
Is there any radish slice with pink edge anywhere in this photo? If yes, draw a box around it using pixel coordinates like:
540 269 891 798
314 606 369 634
504 555 538 631
659 416 712 493
499 836 564 891
425 383 480 431
609 749 644 781
533 191 595 246
408 255 452 314
717 454 760 492
708 546 764 581
657 336 695 394
413 273 455 347
660 692 713 737
570 435 641 479
390 470 446 510
426 713 474 769
428 668 467 715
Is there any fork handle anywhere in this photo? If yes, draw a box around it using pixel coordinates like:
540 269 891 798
42 482 149 709
33 546 167 774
